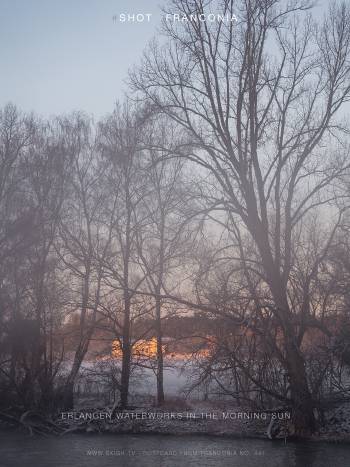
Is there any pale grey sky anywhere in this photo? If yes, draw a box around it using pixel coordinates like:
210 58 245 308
0 0 162 118
0 0 330 119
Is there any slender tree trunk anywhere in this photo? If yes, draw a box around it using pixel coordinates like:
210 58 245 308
155 295 164 406
120 183 132 409
62 262 103 410
155 214 165 405
62 266 96 410
120 295 131 409
62 341 87 409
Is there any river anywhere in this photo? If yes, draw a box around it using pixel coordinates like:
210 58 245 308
1 431 350 466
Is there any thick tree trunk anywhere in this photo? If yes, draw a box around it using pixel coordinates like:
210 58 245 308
270 276 316 435
285 340 315 436
256 238 316 436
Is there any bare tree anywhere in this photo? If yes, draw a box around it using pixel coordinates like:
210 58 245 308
56 114 106 409
0 105 71 410
131 0 350 433
98 102 150 408
136 119 198 405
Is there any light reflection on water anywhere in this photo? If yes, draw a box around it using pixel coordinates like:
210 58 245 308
1 431 350 467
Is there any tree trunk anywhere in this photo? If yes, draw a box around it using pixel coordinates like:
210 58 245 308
271 276 315 436
120 341 131 408
62 334 91 410
62 381 74 410
120 294 131 409
155 214 165 406
156 296 164 406
62 354 82 410
285 339 315 436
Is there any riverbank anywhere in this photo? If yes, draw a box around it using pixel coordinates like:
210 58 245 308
2 401 350 442
54 400 350 442
56 407 272 439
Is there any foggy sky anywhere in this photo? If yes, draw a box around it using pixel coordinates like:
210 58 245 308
0 0 161 118
0 0 328 119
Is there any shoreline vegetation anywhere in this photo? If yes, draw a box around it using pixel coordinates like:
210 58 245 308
1 402 350 443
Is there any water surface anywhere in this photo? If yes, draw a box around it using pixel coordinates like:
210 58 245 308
1 431 349 466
